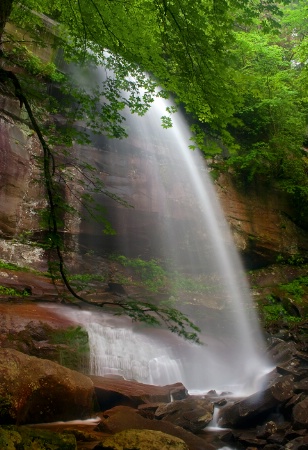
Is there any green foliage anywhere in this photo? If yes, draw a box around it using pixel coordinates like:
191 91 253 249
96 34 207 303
109 254 167 292
68 273 107 291
114 298 201 344
109 254 216 298
169 272 212 295
4 45 63 81
0 285 30 297
0 260 24 271
2 0 304 341
261 294 302 325
221 2 308 220
279 276 308 302
48 326 89 370
276 254 306 266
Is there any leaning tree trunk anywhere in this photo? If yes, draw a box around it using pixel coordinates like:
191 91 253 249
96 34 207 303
0 0 13 46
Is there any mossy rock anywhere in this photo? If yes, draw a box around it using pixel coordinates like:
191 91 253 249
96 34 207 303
101 429 189 450
0 426 77 449
0 348 94 424
0 428 22 450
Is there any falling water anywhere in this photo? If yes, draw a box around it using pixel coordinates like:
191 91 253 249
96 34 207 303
64 65 270 394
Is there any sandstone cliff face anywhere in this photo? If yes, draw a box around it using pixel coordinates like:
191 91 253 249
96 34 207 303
216 173 308 268
75 136 308 269
0 89 307 270
0 89 46 268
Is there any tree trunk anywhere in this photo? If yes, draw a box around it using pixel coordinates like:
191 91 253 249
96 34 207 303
0 0 14 45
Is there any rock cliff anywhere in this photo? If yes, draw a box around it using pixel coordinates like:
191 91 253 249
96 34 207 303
216 173 308 268
0 88 307 270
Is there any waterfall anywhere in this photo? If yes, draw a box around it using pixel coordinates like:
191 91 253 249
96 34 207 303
86 321 185 385
58 65 271 394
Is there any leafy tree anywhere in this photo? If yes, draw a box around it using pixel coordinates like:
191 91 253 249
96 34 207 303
0 0 302 339
220 2 308 225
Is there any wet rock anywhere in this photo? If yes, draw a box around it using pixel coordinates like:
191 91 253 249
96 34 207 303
292 397 308 430
0 425 77 449
216 173 308 264
154 397 214 433
285 428 308 441
267 431 287 446
267 339 298 364
101 429 189 450
138 403 164 419
90 375 188 410
285 435 308 449
263 445 283 450
0 348 94 424
108 282 127 296
96 405 215 450
0 269 63 298
256 421 278 439
277 360 308 381
237 430 267 447
219 429 235 444
0 115 44 237
284 393 304 414
218 375 294 428
294 378 308 394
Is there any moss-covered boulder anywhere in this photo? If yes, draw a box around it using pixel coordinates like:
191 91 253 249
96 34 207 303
0 348 94 424
101 429 189 450
0 426 77 449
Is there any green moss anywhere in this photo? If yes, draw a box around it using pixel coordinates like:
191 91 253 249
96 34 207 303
279 276 308 303
0 286 30 297
0 426 77 450
0 260 44 275
0 428 22 450
259 294 302 327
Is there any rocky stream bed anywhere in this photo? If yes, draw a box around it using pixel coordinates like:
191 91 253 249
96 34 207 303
0 267 307 450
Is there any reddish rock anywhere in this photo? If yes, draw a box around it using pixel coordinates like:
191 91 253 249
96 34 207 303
0 348 94 424
0 106 45 237
97 405 215 450
90 375 188 410
154 397 214 432
218 375 294 428
216 173 308 265
0 302 76 344
0 270 63 298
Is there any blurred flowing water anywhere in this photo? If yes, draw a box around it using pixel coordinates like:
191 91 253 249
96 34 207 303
56 66 271 394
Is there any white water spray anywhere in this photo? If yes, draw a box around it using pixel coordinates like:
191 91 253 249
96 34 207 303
57 64 271 394
80 93 270 394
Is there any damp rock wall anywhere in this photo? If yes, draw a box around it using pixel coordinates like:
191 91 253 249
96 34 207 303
0 88 307 270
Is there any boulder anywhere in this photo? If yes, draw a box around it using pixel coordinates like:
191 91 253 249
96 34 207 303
97 405 215 450
256 421 278 439
0 426 77 450
90 375 187 410
101 429 189 450
285 435 308 450
154 397 214 432
0 348 94 424
218 375 294 428
267 339 298 364
294 378 308 394
292 397 308 430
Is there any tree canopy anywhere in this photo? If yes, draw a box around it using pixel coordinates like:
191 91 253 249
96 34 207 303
1 0 292 126
0 0 308 337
